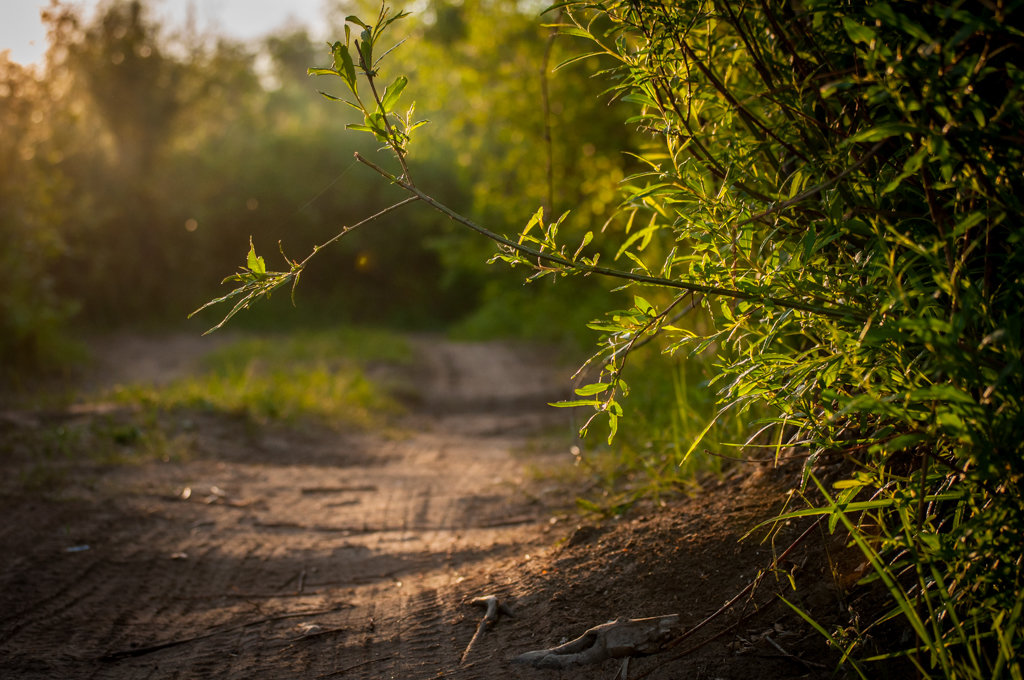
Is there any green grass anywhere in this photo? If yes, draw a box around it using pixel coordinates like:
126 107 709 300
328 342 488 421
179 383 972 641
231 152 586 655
2 411 195 495
1 327 414 496
111 327 413 428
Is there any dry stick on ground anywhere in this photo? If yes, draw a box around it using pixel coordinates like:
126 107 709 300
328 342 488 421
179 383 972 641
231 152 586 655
460 595 513 665
300 485 378 494
764 633 829 670
667 517 823 648
277 625 350 656
315 655 395 679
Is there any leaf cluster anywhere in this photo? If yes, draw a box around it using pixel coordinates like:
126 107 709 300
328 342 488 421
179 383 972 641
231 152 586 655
309 5 427 156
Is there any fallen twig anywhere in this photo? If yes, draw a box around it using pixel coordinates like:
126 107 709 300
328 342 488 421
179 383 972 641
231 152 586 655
460 595 513 665
510 519 822 677
171 590 336 600
301 485 378 494
764 634 828 670
250 520 366 532
664 517 822 652
278 625 349 654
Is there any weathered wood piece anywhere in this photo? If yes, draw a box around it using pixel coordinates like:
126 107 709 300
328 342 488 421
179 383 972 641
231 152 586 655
461 595 514 665
512 614 680 669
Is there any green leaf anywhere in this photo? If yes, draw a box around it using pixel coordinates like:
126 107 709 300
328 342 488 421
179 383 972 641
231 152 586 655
557 26 593 39
331 42 357 91
307 67 337 77
615 378 629 397
575 497 603 514
348 120 388 142
573 231 593 260
553 51 605 72
367 111 387 132
846 123 917 145
622 92 658 107
607 412 618 444
680 408 725 464
520 207 544 243
381 75 408 113
407 119 430 133
575 382 612 396
549 398 603 408
882 147 928 195
833 478 869 490
622 250 651 274
953 211 987 238
614 223 659 259
586 322 625 332
842 17 877 45
358 28 373 68
246 238 266 275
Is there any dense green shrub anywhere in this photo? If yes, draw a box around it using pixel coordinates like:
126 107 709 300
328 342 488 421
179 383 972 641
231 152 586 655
548 3 1023 674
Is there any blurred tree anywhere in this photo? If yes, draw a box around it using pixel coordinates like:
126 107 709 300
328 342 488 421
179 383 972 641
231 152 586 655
69 0 183 177
0 53 78 377
37 0 197 319
2 0 664 378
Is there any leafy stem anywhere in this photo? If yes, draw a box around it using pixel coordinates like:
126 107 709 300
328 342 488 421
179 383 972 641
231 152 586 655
353 152 864 322
190 197 419 333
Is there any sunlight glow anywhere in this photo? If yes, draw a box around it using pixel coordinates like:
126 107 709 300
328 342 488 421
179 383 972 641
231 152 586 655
1 0 331 66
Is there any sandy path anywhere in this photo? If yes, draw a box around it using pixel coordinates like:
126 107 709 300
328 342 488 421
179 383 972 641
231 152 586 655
0 334 582 679
1 334 842 680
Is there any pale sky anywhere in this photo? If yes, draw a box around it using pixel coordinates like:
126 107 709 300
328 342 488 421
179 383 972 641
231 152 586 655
1 0 333 65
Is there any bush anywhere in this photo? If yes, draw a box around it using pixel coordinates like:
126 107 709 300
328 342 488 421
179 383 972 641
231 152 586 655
546 4 1024 674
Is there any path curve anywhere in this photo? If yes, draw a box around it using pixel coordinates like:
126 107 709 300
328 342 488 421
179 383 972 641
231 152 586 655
1 334 836 680
0 334 580 679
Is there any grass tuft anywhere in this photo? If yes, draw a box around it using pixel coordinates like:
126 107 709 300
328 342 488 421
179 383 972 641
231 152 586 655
110 328 412 428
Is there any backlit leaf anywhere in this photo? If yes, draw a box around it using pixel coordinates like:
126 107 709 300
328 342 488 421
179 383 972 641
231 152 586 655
246 239 266 275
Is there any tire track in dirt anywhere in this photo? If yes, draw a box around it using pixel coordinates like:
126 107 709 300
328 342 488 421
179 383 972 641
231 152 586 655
0 335 580 679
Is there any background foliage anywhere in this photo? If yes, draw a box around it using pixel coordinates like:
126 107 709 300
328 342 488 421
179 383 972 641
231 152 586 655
1 0 633 380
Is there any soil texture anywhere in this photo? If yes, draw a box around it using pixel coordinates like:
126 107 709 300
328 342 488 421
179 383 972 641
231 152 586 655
0 334 847 679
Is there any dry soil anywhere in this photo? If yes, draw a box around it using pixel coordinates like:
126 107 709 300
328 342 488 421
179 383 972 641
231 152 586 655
0 334 849 679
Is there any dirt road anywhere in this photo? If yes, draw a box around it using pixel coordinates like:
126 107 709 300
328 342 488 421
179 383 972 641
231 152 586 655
0 335 839 679
0 336 578 679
